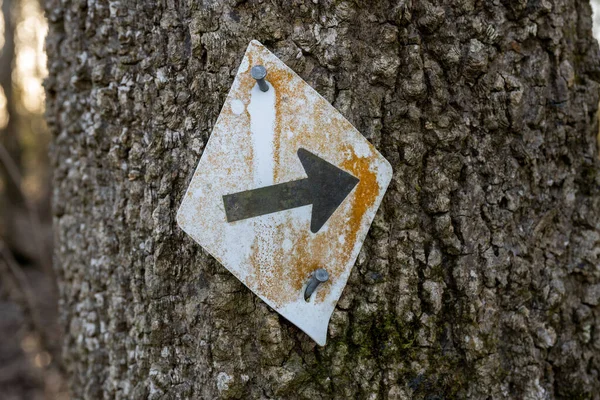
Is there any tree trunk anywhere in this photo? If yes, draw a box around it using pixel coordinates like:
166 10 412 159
0 0 23 254
45 0 600 398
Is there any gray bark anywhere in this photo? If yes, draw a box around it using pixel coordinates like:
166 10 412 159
45 0 600 399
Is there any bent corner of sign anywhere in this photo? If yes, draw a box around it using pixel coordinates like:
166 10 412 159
309 322 328 347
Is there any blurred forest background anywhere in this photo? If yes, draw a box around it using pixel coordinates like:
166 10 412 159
0 0 66 397
0 0 598 399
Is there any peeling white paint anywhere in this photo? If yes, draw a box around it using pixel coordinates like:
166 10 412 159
230 99 245 115
248 82 276 187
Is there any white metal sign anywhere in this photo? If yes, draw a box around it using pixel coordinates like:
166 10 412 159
177 40 392 345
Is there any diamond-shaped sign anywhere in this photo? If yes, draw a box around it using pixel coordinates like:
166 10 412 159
177 40 392 345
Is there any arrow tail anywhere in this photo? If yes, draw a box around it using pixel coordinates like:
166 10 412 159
223 178 312 222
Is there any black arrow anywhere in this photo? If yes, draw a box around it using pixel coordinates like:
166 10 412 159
223 148 360 233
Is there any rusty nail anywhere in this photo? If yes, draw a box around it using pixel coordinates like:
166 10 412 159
251 65 269 92
304 268 329 302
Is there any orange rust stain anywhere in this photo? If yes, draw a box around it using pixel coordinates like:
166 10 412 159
341 149 380 246
217 49 256 181
267 67 299 183
308 148 380 304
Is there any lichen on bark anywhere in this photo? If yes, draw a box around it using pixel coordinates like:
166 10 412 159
45 0 600 398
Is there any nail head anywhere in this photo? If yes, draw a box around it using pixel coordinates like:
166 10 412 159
251 65 267 80
314 268 329 283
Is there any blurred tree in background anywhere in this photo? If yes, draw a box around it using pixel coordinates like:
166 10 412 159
0 0 65 397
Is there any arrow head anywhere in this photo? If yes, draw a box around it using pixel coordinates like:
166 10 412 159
297 148 360 233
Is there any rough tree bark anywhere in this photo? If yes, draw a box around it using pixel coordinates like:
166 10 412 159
45 0 600 398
